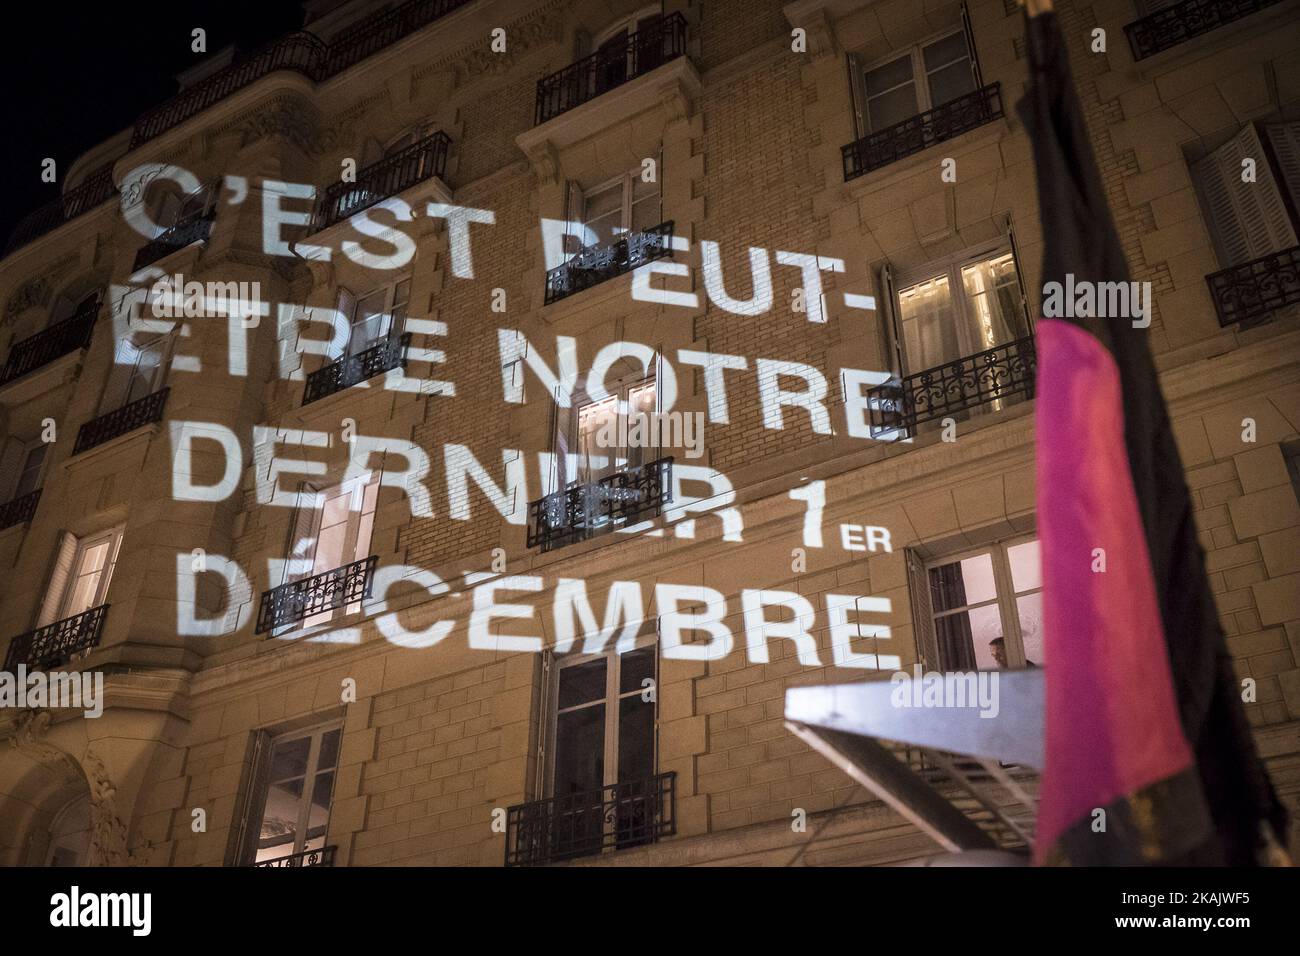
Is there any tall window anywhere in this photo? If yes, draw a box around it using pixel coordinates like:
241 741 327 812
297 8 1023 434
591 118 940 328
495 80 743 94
925 538 1042 671
547 640 658 854
590 7 666 94
1192 122 1300 269
284 471 379 629
891 246 1029 374
0 437 47 502
573 375 658 484
850 13 981 138
335 277 411 358
566 168 661 254
101 331 171 413
246 723 341 865
38 527 124 626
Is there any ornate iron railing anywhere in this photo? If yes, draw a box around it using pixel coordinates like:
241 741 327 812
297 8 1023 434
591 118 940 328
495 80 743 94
1206 244 1300 327
253 846 337 868
0 489 41 532
536 12 687 125
866 336 1036 440
132 209 216 272
256 555 378 634
4 166 117 255
128 0 476 149
545 221 674 305
73 387 170 455
1125 0 1286 60
316 134 450 230
505 771 676 866
528 456 673 552
3 604 109 671
842 82 1003 181
303 333 413 405
0 298 99 387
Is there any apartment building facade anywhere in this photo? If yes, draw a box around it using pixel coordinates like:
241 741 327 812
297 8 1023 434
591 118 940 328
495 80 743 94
0 0 1297 867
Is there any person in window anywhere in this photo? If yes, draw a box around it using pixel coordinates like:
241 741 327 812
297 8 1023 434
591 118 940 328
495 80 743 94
989 636 1037 669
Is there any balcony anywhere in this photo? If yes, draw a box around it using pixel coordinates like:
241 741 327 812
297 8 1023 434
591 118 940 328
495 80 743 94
3 604 109 671
256 555 378 634
1206 244 1300 327
73 388 170 456
505 771 676 866
1124 0 1286 61
3 166 117 255
535 12 687 125
316 133 450 231
303 333 412 405
132 209 216 273
0 490 41 532
0 298 99 388
128 0 475 150
527 457 673 553
252 846 337 868
865 336 1036 440
842 83 1003 182
545 222 674 306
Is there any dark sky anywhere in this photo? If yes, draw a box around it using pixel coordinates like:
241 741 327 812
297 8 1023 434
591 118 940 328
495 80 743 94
0 1 309 242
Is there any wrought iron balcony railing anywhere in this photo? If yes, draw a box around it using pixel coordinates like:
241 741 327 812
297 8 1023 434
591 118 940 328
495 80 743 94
303 333 413 405
0 298 99 387
256 555 378 634
252 846 337 868
1206 244 1300 327
545 222 674 306
4 166 117 255
842 82 1003 181
316 134 450 230
73 387 170 456
3 604 109 671
505 771 676 866
527 457 673 553
535 12 687 125
1125 0 1286 61
128 0 475 150
0 489 41 532
865 336 1036 440
132 209 216 272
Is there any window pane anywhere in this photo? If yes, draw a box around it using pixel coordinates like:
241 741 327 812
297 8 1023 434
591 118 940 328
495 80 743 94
960 253 1027 350
584 183 624 245
554 704 605 794
897 273 961 369
350 291 388 353
1017 592 1044 666
618 694 655 782
968 604 1005 669
922 32 969 72
317 728 341 771
268 737 311 782
1007 540 1041 593
257 778 302 860
307 771 334 840
927 60 976 108
15 445 47 497
867 83 919 131
619 646 655 695
929 553 997 611
865 54 914 96
558 658 608 710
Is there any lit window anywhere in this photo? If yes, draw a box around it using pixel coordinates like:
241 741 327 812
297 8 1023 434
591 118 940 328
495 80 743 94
337 277 412 358
925 538 1042 671
247 723 341 865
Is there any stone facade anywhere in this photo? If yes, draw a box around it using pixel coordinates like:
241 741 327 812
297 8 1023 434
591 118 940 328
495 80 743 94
0 0 1297 867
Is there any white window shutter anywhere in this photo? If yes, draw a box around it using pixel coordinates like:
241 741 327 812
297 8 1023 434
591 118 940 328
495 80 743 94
1195 124 1298 267
334 287 356 361
37 531 79 626
906 549 939 670
846 53 868 140
1264 122 1300 224
285 483 320 584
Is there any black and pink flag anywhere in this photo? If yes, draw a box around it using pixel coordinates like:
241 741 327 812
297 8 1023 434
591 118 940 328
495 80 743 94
1018 9 1286 865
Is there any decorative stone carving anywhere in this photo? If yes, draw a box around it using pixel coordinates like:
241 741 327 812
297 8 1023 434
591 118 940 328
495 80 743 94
238 96 324 155
83 749 132 867
9 710 79 781
524 141 561 186
4 277 52 325
451 10 563 83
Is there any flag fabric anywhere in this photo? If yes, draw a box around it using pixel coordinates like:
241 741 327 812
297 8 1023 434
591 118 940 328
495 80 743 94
1018 9 1287 865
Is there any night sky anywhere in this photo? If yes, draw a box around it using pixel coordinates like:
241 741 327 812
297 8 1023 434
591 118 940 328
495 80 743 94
0 1 308 242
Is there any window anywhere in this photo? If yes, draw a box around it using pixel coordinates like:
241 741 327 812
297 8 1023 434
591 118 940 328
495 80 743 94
590 7 667 93
0 438 47 502
890 246 1030 374
1192 121 1300 269
546 639 658 854
245 722 341 865
37 527 123 626
45 794 91 867
924 538 1042 671
100 330 172 414
155 181 215 232
336 277 411 358
573 376 658 484
849 11 981 138
568 169 662 253
283 471 379 629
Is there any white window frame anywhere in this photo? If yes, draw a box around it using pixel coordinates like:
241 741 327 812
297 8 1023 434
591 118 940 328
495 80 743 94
575 169 662 253
546 633 659 799
11 439 48 500
56 526 124 620
571 372 660 485
924 535 1041 671
246 719 343 865
338 275 412 359
859 27 975 133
